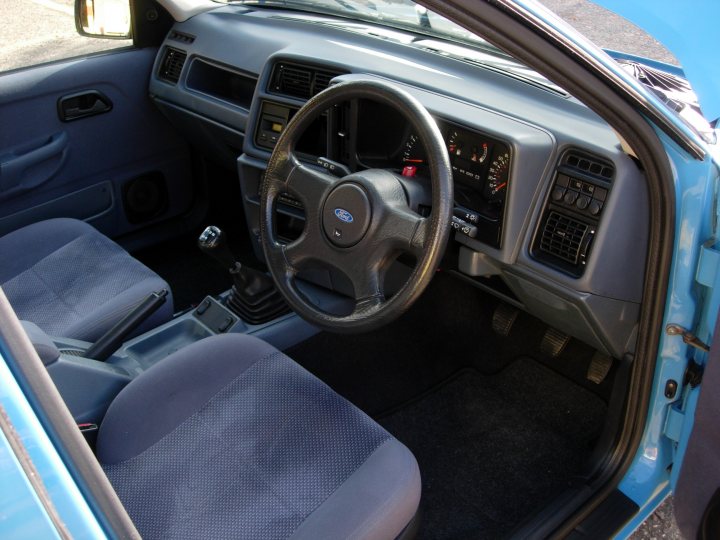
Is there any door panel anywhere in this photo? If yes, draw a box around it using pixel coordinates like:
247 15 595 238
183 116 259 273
0 48 194 239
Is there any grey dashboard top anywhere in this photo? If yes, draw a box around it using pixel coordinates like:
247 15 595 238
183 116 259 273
148 4 650 356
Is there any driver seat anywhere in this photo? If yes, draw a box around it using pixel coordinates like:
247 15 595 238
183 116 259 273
97 333 421 539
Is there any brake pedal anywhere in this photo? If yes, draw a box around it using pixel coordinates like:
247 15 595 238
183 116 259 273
540 327 570 357
586 352 613 384
492 303 519 337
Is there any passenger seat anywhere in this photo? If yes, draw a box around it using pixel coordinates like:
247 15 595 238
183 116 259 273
0 218 173 341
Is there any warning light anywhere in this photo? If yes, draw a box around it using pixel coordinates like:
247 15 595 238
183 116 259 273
402 166 417 177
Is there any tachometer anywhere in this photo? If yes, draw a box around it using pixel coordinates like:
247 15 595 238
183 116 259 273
485 151 510 204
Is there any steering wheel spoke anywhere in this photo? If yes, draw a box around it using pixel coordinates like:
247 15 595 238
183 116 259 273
349 264 385 313
281 231 322 271
285 161 336 208
384 205 429 258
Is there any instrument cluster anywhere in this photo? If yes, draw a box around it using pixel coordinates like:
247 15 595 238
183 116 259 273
400 121 510 231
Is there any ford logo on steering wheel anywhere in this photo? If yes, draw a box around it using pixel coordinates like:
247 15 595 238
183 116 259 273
334 208 354 223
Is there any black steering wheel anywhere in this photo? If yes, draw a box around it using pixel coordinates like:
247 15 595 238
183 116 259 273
260 80 453 332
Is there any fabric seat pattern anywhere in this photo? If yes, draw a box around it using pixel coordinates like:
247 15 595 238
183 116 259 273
0 218 172 341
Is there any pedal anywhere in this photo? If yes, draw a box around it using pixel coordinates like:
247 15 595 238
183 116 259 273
540 327 570 357
492 303 519 337
586 352 613 384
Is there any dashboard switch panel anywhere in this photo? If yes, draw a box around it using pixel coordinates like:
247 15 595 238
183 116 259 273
531 150 614 277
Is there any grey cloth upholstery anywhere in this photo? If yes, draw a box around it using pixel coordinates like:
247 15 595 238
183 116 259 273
98 334 421 540
0 218 173 341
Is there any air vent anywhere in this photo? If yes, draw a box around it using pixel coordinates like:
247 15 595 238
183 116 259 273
539 212 592 266
158 47 187 84
563 151 614 180
314 71 335 93
168 30 195 44
269 63 344 100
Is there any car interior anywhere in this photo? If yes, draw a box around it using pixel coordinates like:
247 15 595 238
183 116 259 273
0 1 657 538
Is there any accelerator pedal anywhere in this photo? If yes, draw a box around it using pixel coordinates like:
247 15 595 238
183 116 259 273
492 303 519 337
586 352 613 384
540 327 570 357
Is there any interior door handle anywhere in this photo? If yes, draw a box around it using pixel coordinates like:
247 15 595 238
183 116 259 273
57 90 113 122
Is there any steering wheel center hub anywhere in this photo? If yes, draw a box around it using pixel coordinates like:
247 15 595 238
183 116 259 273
322 182 372 247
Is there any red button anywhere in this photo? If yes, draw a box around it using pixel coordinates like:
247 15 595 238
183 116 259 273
402 166 417 177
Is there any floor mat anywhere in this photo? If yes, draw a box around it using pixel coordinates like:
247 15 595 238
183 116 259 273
379 358 607 539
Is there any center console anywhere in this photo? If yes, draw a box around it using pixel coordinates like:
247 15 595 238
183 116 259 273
43 226 353 426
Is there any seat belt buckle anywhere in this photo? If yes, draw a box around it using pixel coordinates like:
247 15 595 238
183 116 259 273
78 423 99 448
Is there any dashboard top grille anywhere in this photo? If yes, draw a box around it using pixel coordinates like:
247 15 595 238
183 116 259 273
158 47 187 84
563 151 614 180
269 62 345 100
539 211 590 266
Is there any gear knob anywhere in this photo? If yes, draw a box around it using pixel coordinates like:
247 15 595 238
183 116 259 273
198 225 237 270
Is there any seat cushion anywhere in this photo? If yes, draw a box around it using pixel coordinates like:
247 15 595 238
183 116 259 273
98 334 421 540
0 218 172 341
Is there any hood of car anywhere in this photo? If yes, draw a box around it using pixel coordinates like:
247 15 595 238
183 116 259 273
594 0 720 123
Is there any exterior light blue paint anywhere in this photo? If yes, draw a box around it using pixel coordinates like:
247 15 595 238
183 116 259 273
614 128 720 535
0 429 61 540
0 351 107 540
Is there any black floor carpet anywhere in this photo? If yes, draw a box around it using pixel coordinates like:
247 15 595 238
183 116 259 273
380 360 607 539
286 272 613 538
287 272 615 416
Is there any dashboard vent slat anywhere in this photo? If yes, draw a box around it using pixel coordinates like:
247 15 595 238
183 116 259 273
313 71 335 93
158 47 187 84
539 212 590 266
270 63 344 99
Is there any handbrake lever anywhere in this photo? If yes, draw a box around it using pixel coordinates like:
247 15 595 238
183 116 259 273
83 289 168 361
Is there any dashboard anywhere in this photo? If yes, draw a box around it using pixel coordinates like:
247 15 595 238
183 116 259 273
148 6 650 359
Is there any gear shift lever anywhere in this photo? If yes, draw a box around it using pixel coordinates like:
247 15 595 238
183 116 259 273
198 226 290 325
198 226 239 271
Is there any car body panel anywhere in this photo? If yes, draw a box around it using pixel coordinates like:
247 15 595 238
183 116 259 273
0 348 105 539
615 125 719 533
0 429 60 540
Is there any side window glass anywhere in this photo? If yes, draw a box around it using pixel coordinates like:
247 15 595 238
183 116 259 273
0 0 133 73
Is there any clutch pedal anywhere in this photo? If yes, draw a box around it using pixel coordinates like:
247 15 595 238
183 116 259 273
492 303 519 337
540 327 570 357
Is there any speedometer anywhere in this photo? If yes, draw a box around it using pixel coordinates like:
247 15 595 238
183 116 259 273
485 151 510 204
402 133 426 166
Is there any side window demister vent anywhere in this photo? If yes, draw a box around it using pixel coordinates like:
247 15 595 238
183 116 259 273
158 47 187 84
564 151 614 180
